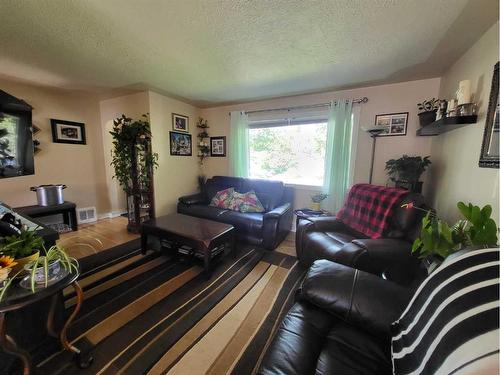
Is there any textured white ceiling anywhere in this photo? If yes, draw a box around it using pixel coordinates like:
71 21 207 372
0 0 497 106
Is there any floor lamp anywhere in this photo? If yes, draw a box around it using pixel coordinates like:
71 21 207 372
362 127 386 184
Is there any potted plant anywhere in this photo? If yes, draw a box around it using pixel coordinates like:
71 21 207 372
0 228 44 274
310 193 328 211
110 114 159 232
417 98 439 126
385 155 431 193
405 202 498 273
0 245 77 301
25 244 78 292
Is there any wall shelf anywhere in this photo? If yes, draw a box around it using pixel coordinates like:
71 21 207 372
416 115 478 136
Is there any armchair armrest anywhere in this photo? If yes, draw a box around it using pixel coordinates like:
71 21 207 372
295 217 349 264
348 239 421 285
299 259 410 339
264 202 291 219
178 192 206 206
262 203 293 250
300 216 346 232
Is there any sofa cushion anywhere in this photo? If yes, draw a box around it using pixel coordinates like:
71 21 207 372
258 301 334 375
218 210 263 236
316 324 391 375
177 204 228 221
258 301 391 375
239 179 284 211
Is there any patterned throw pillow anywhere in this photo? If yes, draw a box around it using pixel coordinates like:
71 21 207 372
229 190 265 213
209 187 234 209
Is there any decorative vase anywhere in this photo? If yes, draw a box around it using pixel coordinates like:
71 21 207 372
11 251 40 275
395 180 423 193
310 202 321 211
418 110 437 127
24 259 61 284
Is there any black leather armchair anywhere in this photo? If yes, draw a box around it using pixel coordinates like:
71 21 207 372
296 193 426 285
259 259 412 375
178 176 293 250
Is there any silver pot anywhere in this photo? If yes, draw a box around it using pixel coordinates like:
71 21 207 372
30 184 66 206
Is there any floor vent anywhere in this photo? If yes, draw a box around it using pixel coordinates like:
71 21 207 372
77 207 97 224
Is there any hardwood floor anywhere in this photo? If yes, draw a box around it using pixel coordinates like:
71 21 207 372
58 216 139 259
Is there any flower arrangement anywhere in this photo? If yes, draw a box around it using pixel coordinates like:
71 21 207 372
310 193 328 211
0 255 16 283
311 193 328 203
0 230 78 301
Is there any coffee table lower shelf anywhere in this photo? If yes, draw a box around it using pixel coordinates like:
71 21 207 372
140 214 236 277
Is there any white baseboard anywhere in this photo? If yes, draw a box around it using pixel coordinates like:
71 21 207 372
97 210 127 220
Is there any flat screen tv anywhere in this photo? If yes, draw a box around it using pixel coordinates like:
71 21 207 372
0 90 34 178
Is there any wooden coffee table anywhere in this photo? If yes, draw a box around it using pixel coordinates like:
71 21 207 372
141 213 235 276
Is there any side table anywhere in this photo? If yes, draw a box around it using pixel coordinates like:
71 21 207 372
0 270 92 374
293 208 332 228
15 202 78 232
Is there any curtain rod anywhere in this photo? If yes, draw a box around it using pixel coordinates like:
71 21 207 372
229 97 368 116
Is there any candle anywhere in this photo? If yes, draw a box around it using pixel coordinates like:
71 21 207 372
457 80 471 105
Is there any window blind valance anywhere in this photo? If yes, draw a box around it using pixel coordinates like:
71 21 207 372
247 106 329 128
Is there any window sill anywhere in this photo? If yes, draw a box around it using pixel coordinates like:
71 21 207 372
284 183 323 191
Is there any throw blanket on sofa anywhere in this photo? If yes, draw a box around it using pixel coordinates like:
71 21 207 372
391 248 499 374
336 183 408 239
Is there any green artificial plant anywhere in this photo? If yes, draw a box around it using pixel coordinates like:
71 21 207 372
110 114 158 194
411 202 498 259
26 244 78 292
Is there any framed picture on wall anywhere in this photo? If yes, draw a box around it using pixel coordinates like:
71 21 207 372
170 131 192 156
50 119 86 144
172 113 189 132
210 136 226 157
374 112 408 136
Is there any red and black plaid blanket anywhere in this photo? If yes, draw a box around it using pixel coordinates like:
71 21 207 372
336 183 408 239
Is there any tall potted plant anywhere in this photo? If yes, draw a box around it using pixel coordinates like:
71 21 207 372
385 155 431 193
110 114 159 232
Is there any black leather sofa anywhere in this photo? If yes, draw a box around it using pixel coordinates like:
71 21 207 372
178 176 293 250
296 192 425 285
259 259 412 374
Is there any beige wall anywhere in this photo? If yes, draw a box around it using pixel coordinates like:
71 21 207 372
99 92 150 215
428 22 499 223
200 78 441 211
148 91 201 216
0 80 110 213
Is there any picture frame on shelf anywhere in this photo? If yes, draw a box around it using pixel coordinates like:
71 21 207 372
50 119 86 144
170 131 192 156
374 112 408 137
210 136 226 157
172 113 189 132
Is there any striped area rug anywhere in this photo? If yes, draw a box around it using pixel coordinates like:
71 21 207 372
39 243 305 374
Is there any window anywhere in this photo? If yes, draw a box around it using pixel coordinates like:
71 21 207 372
248 122 327 186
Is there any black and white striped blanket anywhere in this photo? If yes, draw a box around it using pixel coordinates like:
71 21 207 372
391 248 499 375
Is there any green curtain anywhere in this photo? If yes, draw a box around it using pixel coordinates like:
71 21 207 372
229 111 249 177
323 99 354 213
